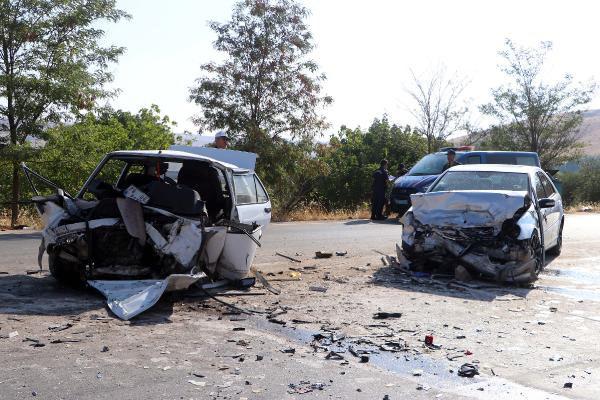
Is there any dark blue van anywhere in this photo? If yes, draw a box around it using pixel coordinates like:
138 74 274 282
389 150 541 215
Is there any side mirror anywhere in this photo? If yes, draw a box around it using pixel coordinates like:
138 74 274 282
538 198 555 209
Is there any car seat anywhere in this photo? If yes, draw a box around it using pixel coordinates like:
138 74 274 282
177 161 226 221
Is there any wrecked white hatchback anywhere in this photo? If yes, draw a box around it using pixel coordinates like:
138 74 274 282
398 164 564 284
23 148 272 319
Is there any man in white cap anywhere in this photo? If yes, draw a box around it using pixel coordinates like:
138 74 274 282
214 130 230 149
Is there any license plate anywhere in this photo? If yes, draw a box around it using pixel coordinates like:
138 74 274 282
395 199 409 205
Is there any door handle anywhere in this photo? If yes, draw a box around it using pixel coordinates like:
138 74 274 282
264 207 272 213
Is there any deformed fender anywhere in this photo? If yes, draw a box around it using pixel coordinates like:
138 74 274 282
400 211 416 246
516 208 538 240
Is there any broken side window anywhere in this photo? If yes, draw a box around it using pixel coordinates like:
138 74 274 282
82 159 128 200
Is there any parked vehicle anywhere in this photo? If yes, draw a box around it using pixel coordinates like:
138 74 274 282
398 164 564 284
390 150 543 216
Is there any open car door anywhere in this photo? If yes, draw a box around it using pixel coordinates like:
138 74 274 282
232 172 271 228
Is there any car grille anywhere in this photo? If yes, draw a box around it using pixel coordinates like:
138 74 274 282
436 226 497 241
392 187 417 196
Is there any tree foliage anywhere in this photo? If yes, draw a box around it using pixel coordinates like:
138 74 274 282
189 0 332 143
559 156 600 205
0 0 129 225
480 39 596 168
314 117 427 210
0 106 176 205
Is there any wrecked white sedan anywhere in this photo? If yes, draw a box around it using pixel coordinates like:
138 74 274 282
399 164 563 284
23 147 272 319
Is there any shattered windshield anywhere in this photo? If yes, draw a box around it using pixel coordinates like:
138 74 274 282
429 171 530 192
408 153 448 176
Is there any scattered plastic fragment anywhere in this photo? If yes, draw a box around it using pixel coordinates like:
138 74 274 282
458 363 479 378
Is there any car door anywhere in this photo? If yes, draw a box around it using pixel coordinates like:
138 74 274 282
538 171 562 247
232 172 272 228
533 172 552 248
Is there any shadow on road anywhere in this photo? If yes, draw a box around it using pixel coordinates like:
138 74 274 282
0 272 182 323
370 264 533 302
344 218 400 226
0 273 104 316
0 232 41 241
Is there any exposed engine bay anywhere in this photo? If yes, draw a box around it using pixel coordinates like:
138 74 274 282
398 191 544 285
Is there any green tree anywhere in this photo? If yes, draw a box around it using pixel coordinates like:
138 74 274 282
2 106 176 202
189 0 332 145
480 39 596 169
559 157 600 205
315 117 427 210
0 0 129 226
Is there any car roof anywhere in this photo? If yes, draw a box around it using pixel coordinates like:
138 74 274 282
108 150 250 173
447 164 541 173
434 150 539 158
461 150 538 156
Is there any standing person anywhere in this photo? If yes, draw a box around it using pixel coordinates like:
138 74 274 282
371 159 389 220
214 130 230 149
442 149 461 171
396 163 408 179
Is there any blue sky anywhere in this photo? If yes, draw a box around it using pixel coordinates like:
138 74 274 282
102 0 600 137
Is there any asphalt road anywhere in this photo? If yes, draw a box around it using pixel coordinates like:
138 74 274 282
0 218 403 272
2 215 600 399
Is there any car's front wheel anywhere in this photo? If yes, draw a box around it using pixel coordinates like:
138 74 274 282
531 231 545 275
48 252 86 287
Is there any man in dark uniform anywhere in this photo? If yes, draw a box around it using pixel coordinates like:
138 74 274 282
442 149 461 171
371 159 389 220
396 163 408 179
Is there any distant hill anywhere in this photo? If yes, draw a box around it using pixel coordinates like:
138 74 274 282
452 109 600 156
578 109 600 155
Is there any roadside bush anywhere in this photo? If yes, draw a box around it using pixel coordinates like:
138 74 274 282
0 106 176 212
313 117 427 210
558 156 600 206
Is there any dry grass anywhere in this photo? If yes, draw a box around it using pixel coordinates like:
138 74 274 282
0 207 43 231
1 204 372 230
273 205 371 222
565 202 600 214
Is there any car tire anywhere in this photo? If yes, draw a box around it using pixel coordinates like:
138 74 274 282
547 220 563 257
531 231 545 275
48 252 86 287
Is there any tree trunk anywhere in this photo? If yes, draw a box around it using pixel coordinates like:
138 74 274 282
11 161 19 227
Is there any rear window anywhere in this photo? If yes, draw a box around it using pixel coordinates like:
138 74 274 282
486 154 538 166
464 155 481 164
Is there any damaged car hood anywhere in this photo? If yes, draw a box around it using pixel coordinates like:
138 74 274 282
410 190 530 230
